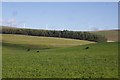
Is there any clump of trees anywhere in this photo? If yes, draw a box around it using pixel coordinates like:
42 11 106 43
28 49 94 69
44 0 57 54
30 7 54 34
1 27 107 42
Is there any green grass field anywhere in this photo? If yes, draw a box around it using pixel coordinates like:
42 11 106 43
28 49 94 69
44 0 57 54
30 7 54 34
2 34 119 78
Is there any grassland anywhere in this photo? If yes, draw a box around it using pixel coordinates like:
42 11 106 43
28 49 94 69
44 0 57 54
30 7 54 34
90 30 119 42
2 34 94 49
2 34 119 78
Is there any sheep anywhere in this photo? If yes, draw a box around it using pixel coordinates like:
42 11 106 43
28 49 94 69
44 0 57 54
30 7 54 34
27 48 30 51
37 51 39 52
85 47 89 49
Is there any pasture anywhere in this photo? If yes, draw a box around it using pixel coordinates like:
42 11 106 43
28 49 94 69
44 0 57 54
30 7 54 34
90 30 119 42
2 34 119 78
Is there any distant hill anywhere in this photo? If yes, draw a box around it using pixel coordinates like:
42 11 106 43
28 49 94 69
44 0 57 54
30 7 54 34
89 30 119 42
1 26 107 42
1 26 119 42
0 26 17 29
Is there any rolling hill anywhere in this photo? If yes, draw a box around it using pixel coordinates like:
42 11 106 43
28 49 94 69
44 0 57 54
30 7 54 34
90 30 119 42
2 34 119 78
1 26 119 78
2 34 94 49
1 26 107 42
1 26 119 42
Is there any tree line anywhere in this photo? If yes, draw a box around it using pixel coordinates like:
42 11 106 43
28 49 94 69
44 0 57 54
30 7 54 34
1 27 107 42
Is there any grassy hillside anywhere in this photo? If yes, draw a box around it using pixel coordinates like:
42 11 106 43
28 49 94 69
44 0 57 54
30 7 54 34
2 34 94 49
2 34 118 78
90 30 119 41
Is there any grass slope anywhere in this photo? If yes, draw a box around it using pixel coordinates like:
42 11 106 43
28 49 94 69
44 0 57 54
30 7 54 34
90 30 119 41
2 34 118 78
2 34 94 49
